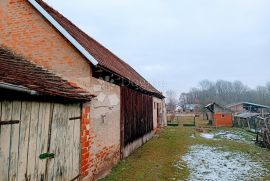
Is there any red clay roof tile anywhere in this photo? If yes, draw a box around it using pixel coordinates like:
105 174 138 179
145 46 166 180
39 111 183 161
0 47 94 101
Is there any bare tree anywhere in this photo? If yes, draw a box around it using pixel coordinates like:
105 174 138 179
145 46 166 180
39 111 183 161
180 80 270 107
166 90 178 113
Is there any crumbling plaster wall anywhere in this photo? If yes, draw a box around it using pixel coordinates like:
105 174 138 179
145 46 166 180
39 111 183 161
87 77 121 180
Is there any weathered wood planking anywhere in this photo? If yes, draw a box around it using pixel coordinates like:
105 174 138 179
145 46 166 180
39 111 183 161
26 102 40 181
72 104 81 179
47 103 59 181
9 101 22 181
17 101 32 181
0 101 82 181
45 103 56 181
67 104 75 179
61 104 69 180
0 101 13 181
121 87 153 146
35 102 51 180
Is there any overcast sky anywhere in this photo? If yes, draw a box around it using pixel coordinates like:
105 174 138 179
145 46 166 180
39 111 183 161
45 0 270 94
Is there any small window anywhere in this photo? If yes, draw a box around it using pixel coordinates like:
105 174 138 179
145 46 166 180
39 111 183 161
222 114 225 118
154 102 156 109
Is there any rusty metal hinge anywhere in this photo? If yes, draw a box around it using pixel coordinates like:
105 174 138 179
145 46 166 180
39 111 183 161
69 116 81 120
0 120 20 125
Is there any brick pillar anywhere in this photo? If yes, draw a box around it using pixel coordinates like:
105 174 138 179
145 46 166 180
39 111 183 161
80 105 91 178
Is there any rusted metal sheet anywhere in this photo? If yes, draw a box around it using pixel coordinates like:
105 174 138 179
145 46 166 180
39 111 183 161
121 87 153 147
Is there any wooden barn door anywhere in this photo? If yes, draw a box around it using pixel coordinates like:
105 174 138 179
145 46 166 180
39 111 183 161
0 101 81 181
46 103 81 181
120 87 153 158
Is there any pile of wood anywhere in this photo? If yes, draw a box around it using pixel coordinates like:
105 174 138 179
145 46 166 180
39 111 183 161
256 117 270 148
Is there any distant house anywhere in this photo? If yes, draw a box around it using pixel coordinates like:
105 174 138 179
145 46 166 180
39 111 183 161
226 102 269 116
176 104 201 113
204 103 233 127
175 105 183 112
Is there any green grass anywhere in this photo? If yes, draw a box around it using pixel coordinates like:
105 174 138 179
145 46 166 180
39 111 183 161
101 117 270 181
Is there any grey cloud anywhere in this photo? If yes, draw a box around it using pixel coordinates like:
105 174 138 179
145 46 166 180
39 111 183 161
45 0 270 92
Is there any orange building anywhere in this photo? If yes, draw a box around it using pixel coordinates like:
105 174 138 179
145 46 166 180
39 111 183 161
205 103 233 127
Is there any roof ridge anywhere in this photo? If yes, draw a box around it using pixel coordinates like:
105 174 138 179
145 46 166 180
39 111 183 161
36 1 142 72
33 0 163 97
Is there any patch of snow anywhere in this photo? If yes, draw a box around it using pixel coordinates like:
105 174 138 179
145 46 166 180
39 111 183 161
199 130 254 144
217 131 242 140
182 145 267 181
216 130 253 144
200 133 214 139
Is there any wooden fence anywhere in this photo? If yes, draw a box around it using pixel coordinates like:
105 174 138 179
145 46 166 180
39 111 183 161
256 117 270 148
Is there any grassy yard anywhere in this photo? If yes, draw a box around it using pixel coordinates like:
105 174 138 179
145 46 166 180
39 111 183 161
101 117 270 181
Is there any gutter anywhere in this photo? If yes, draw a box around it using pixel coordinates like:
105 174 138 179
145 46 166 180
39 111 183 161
0 82 39 95
27 0 98 66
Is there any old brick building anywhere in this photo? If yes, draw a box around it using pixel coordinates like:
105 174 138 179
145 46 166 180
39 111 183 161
205 103 233 127
0 0 167 180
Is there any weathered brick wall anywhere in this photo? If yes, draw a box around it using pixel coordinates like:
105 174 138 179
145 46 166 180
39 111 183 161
80 81 121 181
0 0 91 90
0 0 121 180
78 80 121 181
81 105 92 178
213 113 233 127
88 78 121 180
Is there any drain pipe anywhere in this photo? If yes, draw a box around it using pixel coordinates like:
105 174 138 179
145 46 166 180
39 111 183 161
0 82 39 95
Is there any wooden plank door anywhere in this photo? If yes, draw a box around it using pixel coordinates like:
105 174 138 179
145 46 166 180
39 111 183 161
0 101 81 181
46 103 81 181
0 101 52 181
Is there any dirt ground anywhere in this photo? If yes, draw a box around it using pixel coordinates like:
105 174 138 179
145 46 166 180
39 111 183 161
101 116 270 181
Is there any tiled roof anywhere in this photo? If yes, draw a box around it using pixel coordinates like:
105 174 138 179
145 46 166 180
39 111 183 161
35 0 163 98
0 47 94 101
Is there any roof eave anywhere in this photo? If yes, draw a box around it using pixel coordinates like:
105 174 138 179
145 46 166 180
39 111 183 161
28 0 98 66
96 65 164 98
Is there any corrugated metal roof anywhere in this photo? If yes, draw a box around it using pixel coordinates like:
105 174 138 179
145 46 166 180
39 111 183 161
227 102 269 109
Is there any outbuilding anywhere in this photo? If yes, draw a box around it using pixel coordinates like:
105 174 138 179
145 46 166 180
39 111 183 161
0 0 167 180
205 103 233 127
226 102 269 116
0 48 94 180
